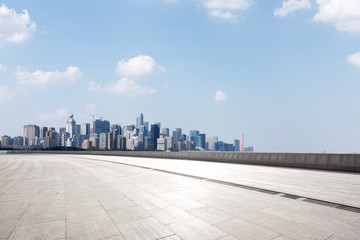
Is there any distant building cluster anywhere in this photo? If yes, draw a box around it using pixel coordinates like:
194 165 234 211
0 113 253 152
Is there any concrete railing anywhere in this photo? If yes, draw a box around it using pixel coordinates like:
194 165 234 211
22 150 360 173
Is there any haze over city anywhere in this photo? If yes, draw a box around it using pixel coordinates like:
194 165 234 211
0 0 359 152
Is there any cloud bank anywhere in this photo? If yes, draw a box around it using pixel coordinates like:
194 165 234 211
16 66 83 88
274 0 311 17
214 90 228 101
90 55 164 97
203 0 253 21
0 4 36 46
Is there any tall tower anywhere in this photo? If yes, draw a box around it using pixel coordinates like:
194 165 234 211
136 113 144 129
66 114 76 137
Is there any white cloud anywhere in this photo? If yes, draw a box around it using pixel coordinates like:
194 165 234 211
103 78 156 97
274 0 311 17
214 90 228 101
90 55 163 97
0 4 36 46
208 9 238 20
88 81 102 92
313 0 360 33
0 85 14 99
203 0 253 20
37 108 70 122
16 66 83 88
347 52 360 69
0 64 6 71
204 0 252 10
116 55 165 78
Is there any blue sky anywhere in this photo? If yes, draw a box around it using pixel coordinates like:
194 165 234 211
0 0 359 152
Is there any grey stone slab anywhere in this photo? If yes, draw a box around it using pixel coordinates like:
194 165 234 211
316 154 328 170
160 235 183 240
353 218 360 227
0 220 18 238
356 154 360 172
19 203 65 226
67 218 121 240
328 154 342 171
217 236 239 240
268 153 279 165
226 206 276 224
188 206 234 224
117 217 173 240
66 206 111 225
146 206 191 224
304 154 317 169
108 205 151 224
9 220 65 240
167 217 227 240
294 154 305 168
255 153 263 164
215 218 279 240
262 218 332 240
285 153 297 167
100 197 136 211
341 154 356 172
302 215 360 240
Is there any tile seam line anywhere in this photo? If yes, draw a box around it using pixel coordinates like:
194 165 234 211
66 156 360 214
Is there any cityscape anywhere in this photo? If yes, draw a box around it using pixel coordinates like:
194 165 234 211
0 113 253 152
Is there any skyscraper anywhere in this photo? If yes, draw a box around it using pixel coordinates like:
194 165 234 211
93 119 110 135
40 127 48 140
66 114 76 137
206 136 218 151
81 123 90 138
136 113 144 129
161 128 170 137
234 139 240 152
150 124 160 150
23 125 40 145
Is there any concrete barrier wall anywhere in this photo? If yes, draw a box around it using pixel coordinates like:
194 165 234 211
23 150 360 173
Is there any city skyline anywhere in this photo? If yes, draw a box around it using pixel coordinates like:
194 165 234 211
0 1 359 152
1 112 247 152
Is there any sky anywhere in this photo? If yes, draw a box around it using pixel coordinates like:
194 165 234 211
0 0 359 153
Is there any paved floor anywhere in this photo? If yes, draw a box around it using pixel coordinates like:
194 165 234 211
70 154 360 208
0 154 359 240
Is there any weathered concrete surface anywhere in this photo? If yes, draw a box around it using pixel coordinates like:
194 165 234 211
1 154 360 240
27 150 360 173
68 154 360 209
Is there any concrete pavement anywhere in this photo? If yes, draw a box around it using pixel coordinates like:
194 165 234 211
0 154 360 240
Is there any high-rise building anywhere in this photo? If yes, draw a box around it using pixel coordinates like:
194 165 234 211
206 136 218 151
245 146 254 152
143 121 149 136
61 132 70 147
136 113 144 129
110 124 121 135
165 136 173 150
81 123 90 138
40 127 48 140
66 114 76 137
1 135 12 147
117 135 126 150
93 119 110 135
150 124 160 150
23 125 40 146
161 128 169 137
172 128 182 150
75 124 81 135
89 137 99 150
199 133 206 149
99 133 108 150
234 139 240 152
157 137 166 151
